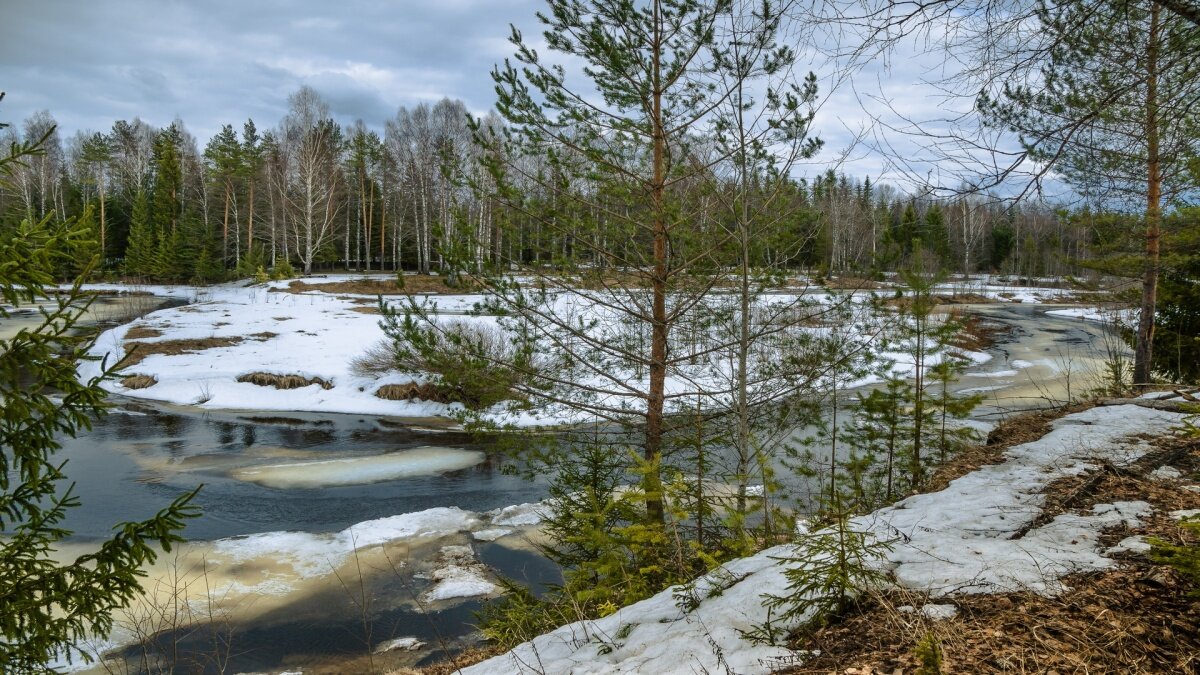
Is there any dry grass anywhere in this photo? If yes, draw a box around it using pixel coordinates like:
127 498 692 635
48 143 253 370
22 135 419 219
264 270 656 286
272 275 475 296
780 415 1200 675
123 325 163 340
236 372 332 390
388 646 504 675
122 336 243 367
937 292 995 305
821 276 887 290
120 374 158 389
946 310 1014 354
374 381 451 403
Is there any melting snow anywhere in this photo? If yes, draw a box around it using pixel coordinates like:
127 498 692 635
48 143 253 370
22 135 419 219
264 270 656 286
460 405 1186 675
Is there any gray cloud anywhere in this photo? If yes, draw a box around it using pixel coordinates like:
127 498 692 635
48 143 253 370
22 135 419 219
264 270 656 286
0 0 1003 190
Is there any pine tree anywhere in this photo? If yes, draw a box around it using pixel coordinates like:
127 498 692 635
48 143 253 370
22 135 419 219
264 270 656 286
979 0 1200 388
123 191 154 277
0 101 198 671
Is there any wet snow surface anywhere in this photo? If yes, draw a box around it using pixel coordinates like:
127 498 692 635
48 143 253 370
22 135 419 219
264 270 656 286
77 276 1006 426
461 405 1186 675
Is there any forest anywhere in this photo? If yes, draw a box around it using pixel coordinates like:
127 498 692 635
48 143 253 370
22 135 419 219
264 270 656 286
2 92 1091 283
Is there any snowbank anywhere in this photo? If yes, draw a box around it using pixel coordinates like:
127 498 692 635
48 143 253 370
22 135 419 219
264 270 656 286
461 404 1186 675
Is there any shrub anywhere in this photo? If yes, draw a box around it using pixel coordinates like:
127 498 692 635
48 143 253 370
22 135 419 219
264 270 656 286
378 307 538 410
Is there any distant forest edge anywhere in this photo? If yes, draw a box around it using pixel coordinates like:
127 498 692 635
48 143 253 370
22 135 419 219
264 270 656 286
0 89 1154 284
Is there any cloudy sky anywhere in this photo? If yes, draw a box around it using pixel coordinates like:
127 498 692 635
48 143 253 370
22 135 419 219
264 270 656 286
1 0 990 186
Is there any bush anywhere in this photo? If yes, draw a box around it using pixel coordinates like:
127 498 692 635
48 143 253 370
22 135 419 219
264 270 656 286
378 306 539 410
271 258 296 280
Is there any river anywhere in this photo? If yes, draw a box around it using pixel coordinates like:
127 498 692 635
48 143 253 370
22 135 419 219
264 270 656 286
10 293 1127 673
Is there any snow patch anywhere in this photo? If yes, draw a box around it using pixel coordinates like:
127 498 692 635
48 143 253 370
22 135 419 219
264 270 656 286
1150 466 1182 480
898 604 958 620
488 502 546 527
420 545 500 602
374 637 425 654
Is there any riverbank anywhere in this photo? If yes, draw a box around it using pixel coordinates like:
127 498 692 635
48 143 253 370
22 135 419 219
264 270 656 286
453 401 1199 674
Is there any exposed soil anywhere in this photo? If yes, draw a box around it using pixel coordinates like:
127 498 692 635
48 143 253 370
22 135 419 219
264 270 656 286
122 336 244 367
778 423 1200 674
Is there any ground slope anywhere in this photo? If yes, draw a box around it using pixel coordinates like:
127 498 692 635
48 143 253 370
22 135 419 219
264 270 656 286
457 404 1196 675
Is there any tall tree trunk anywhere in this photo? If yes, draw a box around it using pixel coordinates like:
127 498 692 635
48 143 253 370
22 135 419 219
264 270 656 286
1134 3 1162 390
247 179 255 260
644 0 667 525
98 173 107 264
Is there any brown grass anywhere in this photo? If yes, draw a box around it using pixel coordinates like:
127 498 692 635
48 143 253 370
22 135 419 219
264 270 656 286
946 310 1013 354
236 372 333 390
375 381 452 403
383 646 504 675
122 336 243 367
821 276 886 290
937 292 994 305
123 326 163 340
272 275 475 296
248 331 278 340
120 374 158 389
780 413 1200 675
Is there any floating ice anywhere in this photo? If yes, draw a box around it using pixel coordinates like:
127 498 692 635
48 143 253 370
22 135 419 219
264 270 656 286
211 506 482 580
421 545 501 602
230 446 485 488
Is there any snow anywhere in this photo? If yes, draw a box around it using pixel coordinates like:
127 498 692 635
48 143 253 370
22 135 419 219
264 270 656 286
1151 466 1182 480
967 369 1018 378
229 447 484 489
77 278 994 427
420 545 502 602
897 604 958 620
1046 306 1137 325
473 528 515 542
460 405 1186 675
1107 536 1152 554
78 279 469 418
211 506 482 581
488 502 547 527
374 637 426 654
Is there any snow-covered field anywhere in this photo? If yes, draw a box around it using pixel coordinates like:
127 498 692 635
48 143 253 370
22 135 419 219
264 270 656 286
73 275 1044 425
461 404 1190 675
77 277 477 418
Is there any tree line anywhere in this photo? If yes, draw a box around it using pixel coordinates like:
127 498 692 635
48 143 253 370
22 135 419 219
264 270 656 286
1 94 1096 283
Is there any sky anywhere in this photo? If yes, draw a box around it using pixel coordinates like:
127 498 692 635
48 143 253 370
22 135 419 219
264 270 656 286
0 0 1004 190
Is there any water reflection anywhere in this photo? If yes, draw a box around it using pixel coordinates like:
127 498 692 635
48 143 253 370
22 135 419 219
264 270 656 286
60 405 545 542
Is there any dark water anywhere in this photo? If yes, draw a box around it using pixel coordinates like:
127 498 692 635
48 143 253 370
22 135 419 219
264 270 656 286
60 404 547 542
